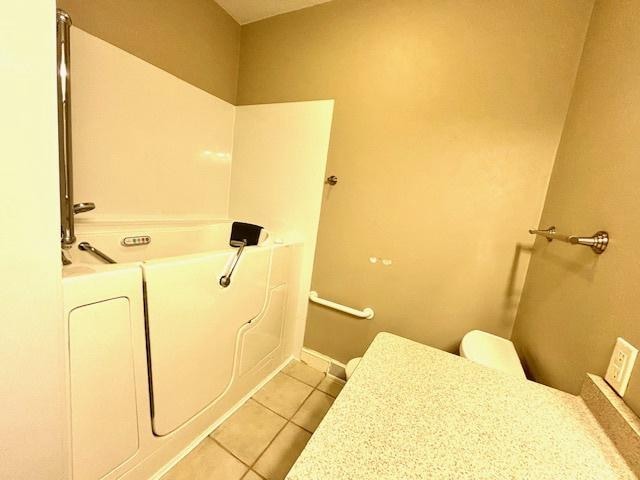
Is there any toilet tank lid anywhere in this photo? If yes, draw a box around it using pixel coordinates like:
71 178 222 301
460 330 525 378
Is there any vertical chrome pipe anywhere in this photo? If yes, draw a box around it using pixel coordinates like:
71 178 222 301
57 9 74 248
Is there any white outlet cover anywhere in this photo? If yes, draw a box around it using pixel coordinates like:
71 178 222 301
605 337 638 397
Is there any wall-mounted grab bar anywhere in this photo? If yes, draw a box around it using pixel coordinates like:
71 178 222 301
57 9 74 247
78 242 117 264
529 226 609 254
308 291 374 319
220 239 247 288
57 9 95 258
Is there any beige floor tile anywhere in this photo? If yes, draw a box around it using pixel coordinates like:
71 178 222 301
291 390 334 432
162 438 247 480
317 375 345 398
242 471 264 480
253 373 313 419
212 399 287 465
282 359 325 387
253 423 311 480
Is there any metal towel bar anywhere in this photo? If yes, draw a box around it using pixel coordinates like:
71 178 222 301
308 291 374 319
529 226 609 254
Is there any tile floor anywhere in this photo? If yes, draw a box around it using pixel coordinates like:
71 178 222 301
162 360 345 480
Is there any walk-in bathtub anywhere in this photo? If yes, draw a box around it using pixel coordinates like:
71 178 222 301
62 220 300 479
65 220 269 264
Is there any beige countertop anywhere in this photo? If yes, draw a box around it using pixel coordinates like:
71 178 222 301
287 332 635 479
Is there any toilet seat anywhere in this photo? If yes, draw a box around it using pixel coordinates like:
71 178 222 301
459 330 526 378
345 357 361 380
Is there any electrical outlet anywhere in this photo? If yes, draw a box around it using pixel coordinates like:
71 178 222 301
605 337 638 396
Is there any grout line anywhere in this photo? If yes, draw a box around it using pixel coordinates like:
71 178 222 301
325 372 347 385
210 437 252 468
153 356 295 480
250 388 315 467
248 381 320 474
291 419 316 435
248 419 290 471
211 362 331 478
212 385 318 472
280 369 325 389
251 396 297 420
279 366 345 397
179 376 337 479
291 388 337 434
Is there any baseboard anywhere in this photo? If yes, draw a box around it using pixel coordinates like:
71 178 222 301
149 355 294 480
301 347 347 381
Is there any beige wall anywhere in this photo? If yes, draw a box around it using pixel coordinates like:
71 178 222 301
56 0 241 103
237 0 594 363
512 0 640 414
0 2 68 478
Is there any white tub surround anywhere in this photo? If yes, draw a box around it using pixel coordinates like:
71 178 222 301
288 333 636 479
70 28 235 221
230 100 334 354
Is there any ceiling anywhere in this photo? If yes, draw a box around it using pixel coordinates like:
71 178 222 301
216 0 333 25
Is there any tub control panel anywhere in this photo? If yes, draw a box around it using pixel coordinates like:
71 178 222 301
121 236 151 247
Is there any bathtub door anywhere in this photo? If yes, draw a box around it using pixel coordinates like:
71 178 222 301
143 247 270 436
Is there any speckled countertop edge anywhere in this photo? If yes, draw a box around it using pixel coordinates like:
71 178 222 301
582 374 640 475
288 333 636 480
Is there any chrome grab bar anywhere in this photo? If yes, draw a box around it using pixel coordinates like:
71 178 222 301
529 226 609 254
57 9 95 253
219 239 247 288
78 242 117 264
57 9 74 247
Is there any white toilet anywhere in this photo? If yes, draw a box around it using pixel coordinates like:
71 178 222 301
346 330 525 381
345 357 361 380
459 329 526 378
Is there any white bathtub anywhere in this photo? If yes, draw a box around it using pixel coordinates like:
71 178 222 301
65 220 269 264
62 220 300 479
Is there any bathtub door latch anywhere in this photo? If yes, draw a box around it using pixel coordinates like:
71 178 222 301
219 239 247 288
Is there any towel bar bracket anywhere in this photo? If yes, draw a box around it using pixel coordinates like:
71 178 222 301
529 227 609 254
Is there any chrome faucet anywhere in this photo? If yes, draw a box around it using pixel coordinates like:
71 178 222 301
73 202 95 214
61 251 72 266
78 242 117 264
